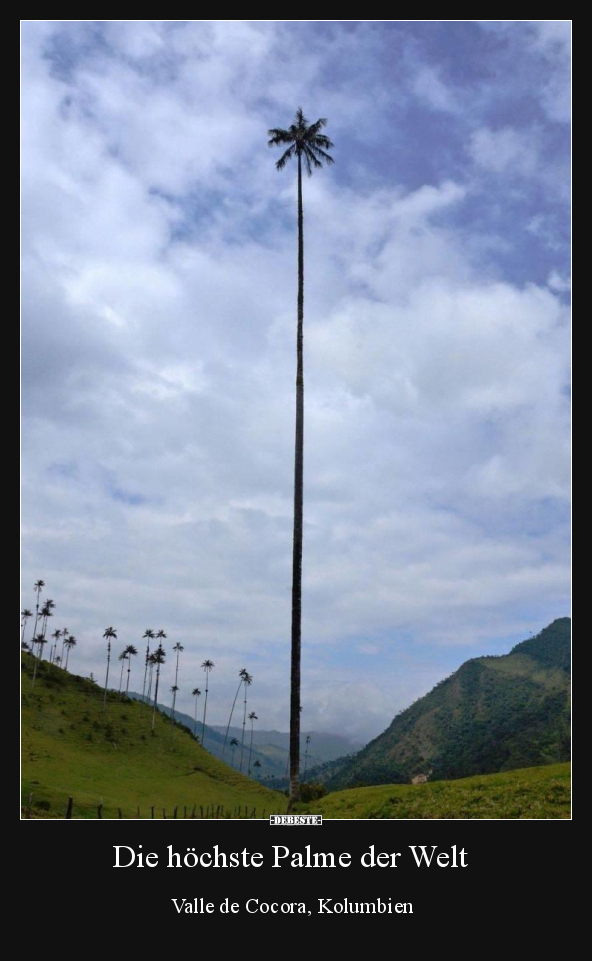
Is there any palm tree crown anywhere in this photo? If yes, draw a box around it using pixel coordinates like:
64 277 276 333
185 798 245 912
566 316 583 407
268 108 334 175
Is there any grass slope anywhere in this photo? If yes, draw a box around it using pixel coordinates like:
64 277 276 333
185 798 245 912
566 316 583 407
21 656 286 819
299 763 571 819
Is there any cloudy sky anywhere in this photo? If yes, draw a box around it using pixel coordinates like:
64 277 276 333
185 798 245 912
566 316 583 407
21 20 571 741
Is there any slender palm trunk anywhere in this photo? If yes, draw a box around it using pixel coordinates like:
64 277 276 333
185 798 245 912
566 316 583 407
222 680 243 758
61 637 66 664
126 659 132 695
102 643 111 718
289 152 304 807
201 671 210 747
142 644 150 700
239 681 248 772
194 699 199 738
248 720 255 775
30 596 40 646
152 666 161 733
119 658 125 693
65 646 71 671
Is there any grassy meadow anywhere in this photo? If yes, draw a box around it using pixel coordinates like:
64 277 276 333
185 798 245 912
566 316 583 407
21 655 286 819
298 763 571 819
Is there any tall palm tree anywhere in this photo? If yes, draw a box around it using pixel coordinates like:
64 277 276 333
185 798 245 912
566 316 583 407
59 628 69 665
170 684 179 723
223 668 248 758
21 609 32 647
141 629 155 700
247 711 258 775
230 737 239 768
192 687 201 738
125 644 138 695
64 635 76 670
151 643 166 734
50 629 61 664
31 634 46 685
102 627 117 716
146 652 156 702
201 659 214 748
118 650 127 693
30 580 45 645
239 672 253 772
268 108 334 805
40 600 55 645
172 642 184 689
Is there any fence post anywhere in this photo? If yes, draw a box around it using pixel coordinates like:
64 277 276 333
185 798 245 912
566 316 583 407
151 805 155 819
173 806 178 819
66 797 73 819
163 809 167 819
97 803 103 819
118 808 123 819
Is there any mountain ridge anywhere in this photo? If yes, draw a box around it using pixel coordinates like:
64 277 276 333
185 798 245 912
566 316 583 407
328 617 571 790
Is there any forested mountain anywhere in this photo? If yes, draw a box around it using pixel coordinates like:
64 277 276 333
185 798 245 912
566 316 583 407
329 618 571 789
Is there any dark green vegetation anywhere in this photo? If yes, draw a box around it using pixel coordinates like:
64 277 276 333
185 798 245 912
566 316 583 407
330 618 571 789
21 655 286 819
298 763 571 819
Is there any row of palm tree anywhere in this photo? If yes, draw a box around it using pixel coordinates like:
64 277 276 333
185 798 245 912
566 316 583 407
23 582 263 780
22 581 78 686
99 630 258 771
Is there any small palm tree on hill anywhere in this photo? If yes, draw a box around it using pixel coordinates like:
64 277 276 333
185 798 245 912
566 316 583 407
118 650 127 692
239 671 253 772
223 668 248 758
59 628 69 664
21 609 32 647
303 733 311 777
248 711 258 775
40 600 55 644
124 644 138 695
102 626 117 716
170 684 179 723
201 659 214 748
64 635 76 670
141 629 155 700
192 687 201 738
230 737 239 768
50 629 61 664
30 580 45 645
151 643 166 734
31 634 46 685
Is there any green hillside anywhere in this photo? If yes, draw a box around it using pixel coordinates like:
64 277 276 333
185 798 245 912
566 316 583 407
21 655 286 819
299 763 570 819
330 618 571 789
